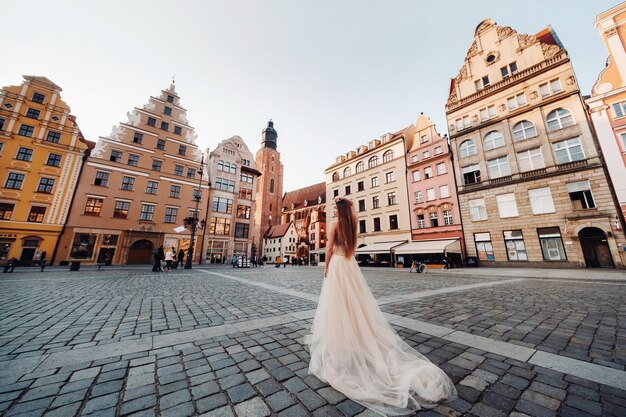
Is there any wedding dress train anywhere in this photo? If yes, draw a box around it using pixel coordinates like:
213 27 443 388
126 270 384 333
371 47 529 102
305 252 457 416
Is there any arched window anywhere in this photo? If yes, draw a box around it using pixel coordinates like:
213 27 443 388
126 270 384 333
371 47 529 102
546 108 574 131
270 178 274 193
483 131 505 151
383 150 394 163
368 156 378 169
332 172 339 182
459 140 477 158
512 120 537 141
355 161 365 173
343 167 351 177
217 160 224 171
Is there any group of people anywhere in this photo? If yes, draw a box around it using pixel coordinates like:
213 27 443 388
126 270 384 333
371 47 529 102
152 246 185 272
3 250 47 273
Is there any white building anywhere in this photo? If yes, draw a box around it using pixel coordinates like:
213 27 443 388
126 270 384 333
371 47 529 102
262 222 297 263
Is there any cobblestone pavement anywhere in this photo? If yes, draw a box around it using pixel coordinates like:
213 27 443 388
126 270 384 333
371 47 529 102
0 266 625 417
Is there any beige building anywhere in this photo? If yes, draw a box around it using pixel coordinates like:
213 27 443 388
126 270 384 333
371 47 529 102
324 130 412 265
446 19 625 268
56 82 209 265
262 222 297 263
204 135 261 264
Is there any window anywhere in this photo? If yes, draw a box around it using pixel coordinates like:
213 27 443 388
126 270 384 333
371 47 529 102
612 101 626 118
16 147 33 161
483 131 504 150
332 172 339 182
475 232 494 261
507 93 527 110
32 93 45 104
443 210 453 225
356 162 365 173
121 176 135 191
235 223 250 238
439 185 450 198
459 140 477 158
343 167 351 177
178 145 186 156
567 181 595 209
480 105 497 121
5 173 25 189
424 167 433 179
387 192 397 206
166 95 174 103
462 164 481 184
436 163 446 175
0 118 4 131
412 170 421 182
553 138 584 164
417 214 425 229
371 177 379 187
528 187 555 215
546 108 574 131
240 173 254 184
415 191 423 203
517 148 545 172
345 185 351 195
216 177 235 192
174 126 182 135
422 150 430 159
488 156 510 178
504 230 527 261
133 132 143 144
434 146 442 155
538 227 566 261
140 204 155 221
469 198 487 221
426 188 436 201
0 203 14 220
358 199 365 212
151 159 162 171
539 78 562 98
46 153 62 167
37 178 55 193
155 139 166 151
236 205 251 219
187 168 196 178
209 217 231 235
26 108 41 119
430 212 439 227
70 233 97 259
113 201 130 218
385 171 395 183
84 198 103 216
496 193 519 218
239 188 253 200
357 181 364 192
160 122 169 131
368 156 378 169
383 150 394 163
212 197 233 214
621 133 626 150
372 196 380 209
170 185 181 198
28 206 46 223
110 150 122 163
455 115 471 131
373 217 381 232
512 120 536 141
389 215 398 230
359 219 366 233
164 207 178 223
145 181 158 194
501 62 518 78
147 117 156 127
163 107 172 116
474 80 482 91
127 154 139 166
174 165 183 176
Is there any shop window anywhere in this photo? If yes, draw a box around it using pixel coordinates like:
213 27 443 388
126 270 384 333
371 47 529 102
504 230 527 261
475 232 494 261
538 227 566 261
70 233 97 259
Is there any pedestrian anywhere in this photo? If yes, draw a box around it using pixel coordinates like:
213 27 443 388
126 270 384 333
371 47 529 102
38 250 47 272
283 255 288 268
164 248 175 271
153 245 165 272
178 248 185 268
442 255 450 270
275 256 281 268
252 256 257 267
3 257 18 273
232 254 238 268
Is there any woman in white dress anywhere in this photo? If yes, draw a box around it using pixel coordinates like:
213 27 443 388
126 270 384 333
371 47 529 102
306 197 457 416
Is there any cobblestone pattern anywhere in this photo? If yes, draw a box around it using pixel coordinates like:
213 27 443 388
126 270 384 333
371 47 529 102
383 280 626 368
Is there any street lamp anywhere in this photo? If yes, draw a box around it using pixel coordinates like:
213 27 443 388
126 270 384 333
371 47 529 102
184 155 207 269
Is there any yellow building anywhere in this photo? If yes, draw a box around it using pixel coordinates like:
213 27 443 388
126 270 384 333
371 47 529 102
0 76 88 265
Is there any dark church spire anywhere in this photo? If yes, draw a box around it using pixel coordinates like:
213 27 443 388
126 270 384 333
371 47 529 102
261 119 278 149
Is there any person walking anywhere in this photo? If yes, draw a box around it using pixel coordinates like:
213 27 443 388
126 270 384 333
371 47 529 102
164 248 175 271
177 248 185 268
38 250 47 272
283 255 288 268
3 257 18 273
153 246 165 272
231 254 238 268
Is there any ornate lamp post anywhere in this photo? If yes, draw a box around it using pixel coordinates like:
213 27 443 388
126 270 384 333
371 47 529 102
184 155 207 269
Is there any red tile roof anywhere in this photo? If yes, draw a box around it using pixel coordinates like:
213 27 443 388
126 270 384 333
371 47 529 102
282 182 326 211
264 222 293 238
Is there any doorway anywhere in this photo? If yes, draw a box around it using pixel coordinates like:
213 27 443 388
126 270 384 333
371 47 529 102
579 227 614 268
127 240 154 264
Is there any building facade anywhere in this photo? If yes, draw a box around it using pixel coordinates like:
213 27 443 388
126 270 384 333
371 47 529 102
325 130 412 265
280 182 326 263
252 120 284 258
204 135 261 264
586 3 626 226
262 222 297 263
55 82 209 265
0 76 88 265
446 19 625 268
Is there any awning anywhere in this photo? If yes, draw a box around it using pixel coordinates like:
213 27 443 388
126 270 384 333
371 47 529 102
394 239 461 255
355 241 407 254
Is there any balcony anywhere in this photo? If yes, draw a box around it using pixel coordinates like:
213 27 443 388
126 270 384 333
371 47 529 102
557 159 588 171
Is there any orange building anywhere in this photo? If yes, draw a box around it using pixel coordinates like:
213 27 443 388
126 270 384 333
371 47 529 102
55 82 209 265
0 76 88 265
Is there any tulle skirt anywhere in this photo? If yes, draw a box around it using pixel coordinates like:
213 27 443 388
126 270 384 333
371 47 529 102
305 254 457 416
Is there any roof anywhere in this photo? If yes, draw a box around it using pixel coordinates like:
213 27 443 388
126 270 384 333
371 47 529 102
23 75 62 91
534 26 563 48
264 222 293 238
282 182 326 211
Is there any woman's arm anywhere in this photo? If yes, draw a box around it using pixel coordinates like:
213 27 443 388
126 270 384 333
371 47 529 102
324 221 337 278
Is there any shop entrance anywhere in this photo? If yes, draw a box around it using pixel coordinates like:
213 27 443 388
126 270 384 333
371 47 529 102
579 227 614 268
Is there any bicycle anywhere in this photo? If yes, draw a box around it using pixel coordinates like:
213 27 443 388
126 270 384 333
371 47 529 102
410 261 428 274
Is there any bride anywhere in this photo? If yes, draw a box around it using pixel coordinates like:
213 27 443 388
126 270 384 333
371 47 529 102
306 197 457 416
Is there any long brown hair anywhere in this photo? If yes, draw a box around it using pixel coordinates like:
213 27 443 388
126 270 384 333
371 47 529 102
334 197 357 257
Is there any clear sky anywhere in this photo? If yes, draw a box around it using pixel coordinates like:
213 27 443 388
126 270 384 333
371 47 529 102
1 0 619 192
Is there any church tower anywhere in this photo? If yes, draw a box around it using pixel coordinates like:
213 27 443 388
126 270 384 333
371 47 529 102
252 120 284 257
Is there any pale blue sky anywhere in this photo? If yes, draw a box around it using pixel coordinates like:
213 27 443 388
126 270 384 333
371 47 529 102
1 0 618 191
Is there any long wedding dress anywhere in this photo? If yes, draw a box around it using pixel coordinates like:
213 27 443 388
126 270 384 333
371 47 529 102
306 249 457 416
